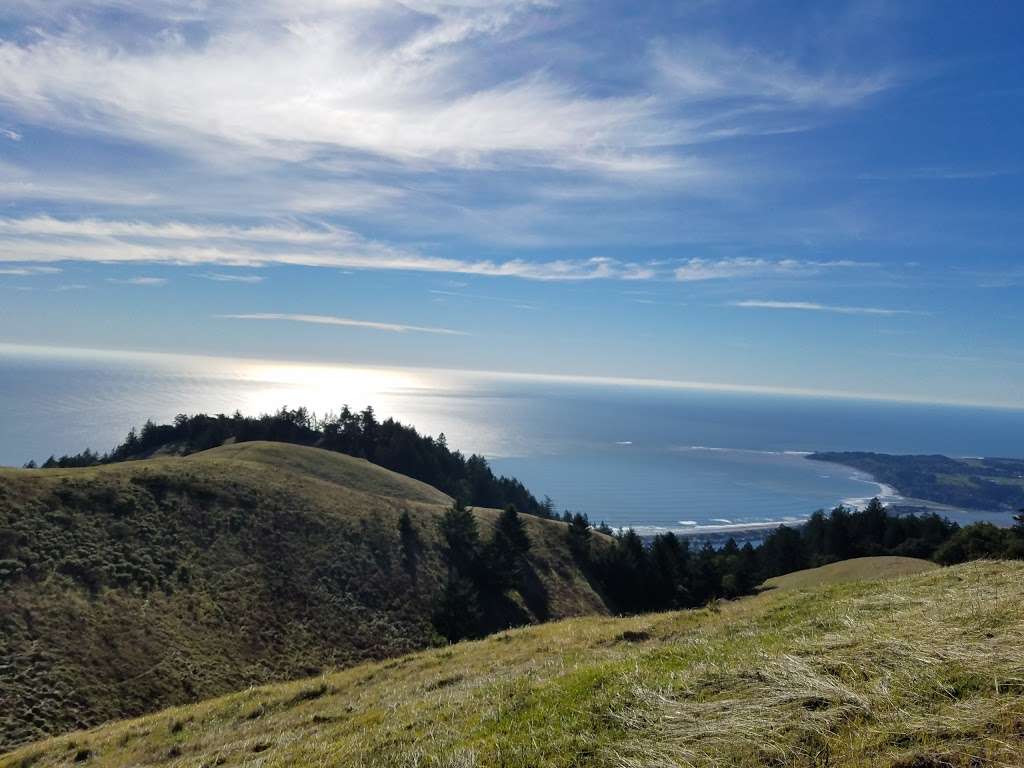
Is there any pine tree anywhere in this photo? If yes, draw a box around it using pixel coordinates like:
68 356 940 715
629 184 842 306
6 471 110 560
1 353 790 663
486 505 532 587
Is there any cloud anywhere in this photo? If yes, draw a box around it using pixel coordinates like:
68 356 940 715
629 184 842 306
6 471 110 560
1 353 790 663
858 167 1017 181
0 216 890 284
429 288 537 309
730 300 924 316
0 2 894 180
653 39 893 109
196 272 265 283
216 312 468 336
675 258 869 281
106 276 167 285
54 283 88 291
0 2 677 174
0 215 662 280
0 265 61 275
1 128 21 141
0 216 339 243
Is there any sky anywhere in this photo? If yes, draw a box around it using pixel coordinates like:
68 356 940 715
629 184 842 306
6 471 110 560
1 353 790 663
0 0 1021 408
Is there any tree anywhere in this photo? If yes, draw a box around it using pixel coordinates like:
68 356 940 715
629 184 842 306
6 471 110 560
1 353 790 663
434 499 484 641
933 523 1008 565
486 505 532 588
433 570 481 643
437 499 480 576
398 510 421 582
649 532 689 608
566 513 592 561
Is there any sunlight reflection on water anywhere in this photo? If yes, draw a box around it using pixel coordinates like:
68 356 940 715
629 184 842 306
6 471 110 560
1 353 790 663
3 343 1023 529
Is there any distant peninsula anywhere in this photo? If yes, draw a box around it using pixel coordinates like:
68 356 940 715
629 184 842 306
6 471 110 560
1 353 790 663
808 452 1024 513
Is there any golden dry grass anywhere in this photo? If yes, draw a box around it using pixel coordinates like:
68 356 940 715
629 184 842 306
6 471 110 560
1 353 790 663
5 560 1024 768
0 442 607 750
762 556 939 591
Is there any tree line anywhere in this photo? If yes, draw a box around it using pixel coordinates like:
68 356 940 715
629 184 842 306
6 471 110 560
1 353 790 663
428 497 1024 641
575 499 1024 615
27 407 550 518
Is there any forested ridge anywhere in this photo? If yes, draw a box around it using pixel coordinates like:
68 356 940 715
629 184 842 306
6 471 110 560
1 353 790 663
29 407 550 518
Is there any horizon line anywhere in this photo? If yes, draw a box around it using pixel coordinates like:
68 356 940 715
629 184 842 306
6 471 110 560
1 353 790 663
1 339 1021 413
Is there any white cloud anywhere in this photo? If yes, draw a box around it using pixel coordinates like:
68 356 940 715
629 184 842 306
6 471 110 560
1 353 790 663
429 288 537 309
653 39 893 109
1 128 21 141
196 272 265 283
0 216 338 243
675 257 869 281
216 312 468 336
0 265 61 275
0 216 660 280
106 276 167 285
0 2 676 174
0 215 889 284
730 300 924 316
0 2 893 179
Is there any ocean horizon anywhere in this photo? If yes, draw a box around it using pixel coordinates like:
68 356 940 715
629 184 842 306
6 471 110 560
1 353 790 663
3 342 1022 534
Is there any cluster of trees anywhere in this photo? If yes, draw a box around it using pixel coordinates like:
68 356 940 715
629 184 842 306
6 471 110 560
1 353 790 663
566 499 1012 615
428 497 1002 638
29 408 549 517
431 502 536 642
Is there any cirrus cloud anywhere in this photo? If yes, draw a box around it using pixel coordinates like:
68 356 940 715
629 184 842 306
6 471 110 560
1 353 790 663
216 312 468 336
730 300 926 316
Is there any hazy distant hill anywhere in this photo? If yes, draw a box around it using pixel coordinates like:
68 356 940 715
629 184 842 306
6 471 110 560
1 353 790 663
5 559 1022 768
0 442 607 750
810 451 1024 511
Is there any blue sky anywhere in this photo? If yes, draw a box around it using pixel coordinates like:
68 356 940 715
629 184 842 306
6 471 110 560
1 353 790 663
0 0 1021 407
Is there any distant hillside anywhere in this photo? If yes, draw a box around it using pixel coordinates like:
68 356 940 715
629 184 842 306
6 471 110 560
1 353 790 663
810 451 1024 511
0 442 607 750
761 555 938 590
5 560 1023 768
29 407 551 518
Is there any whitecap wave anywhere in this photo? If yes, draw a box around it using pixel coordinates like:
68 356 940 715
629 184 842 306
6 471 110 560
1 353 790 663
674 445 811 456
624 516 811 536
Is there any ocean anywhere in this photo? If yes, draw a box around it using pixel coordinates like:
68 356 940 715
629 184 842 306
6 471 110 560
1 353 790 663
2 343 1022 533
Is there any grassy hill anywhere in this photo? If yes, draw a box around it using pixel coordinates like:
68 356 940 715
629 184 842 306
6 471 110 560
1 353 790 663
0 442 607 750
762 555 939 590
5 560 1024 767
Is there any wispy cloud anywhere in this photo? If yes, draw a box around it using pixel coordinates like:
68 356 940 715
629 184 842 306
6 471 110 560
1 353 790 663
428 289 537 310
1 128 21 141
0 2 895 181
653 39 893 109
858 167 1017 181
730 300 925 316
196 272 265 283
0 215 893 285
106 276 167 286
0 216 338 243
675 258 870 281
0 265 61 275
0 215 670 280
0 3 675 175
216 312 468 336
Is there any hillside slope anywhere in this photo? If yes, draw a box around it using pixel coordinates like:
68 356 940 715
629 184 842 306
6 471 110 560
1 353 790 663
762 555 938 590
0 442 607 750
5 560 1023 768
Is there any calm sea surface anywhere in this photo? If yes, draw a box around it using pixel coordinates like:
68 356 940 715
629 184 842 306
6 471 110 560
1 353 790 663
3 344 1023 533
